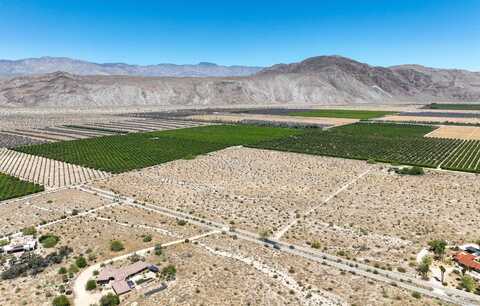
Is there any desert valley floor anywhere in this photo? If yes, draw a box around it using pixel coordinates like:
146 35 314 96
1 105 480 306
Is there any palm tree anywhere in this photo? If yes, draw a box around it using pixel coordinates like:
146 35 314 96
439 265 446 284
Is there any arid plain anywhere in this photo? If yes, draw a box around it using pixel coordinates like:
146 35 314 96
1 105 480 306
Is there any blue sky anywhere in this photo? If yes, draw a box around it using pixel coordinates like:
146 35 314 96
0 0 479 70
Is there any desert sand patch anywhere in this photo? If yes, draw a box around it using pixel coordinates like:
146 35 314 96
185 113 358 127
284 168 480 275
425 125 480 140
92 147 373 233
380 115 480 125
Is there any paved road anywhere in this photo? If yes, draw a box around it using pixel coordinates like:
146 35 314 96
79 185 480 306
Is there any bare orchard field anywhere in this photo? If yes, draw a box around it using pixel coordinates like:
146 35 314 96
0 132 46 148
0 110 126 131
425 125 480 140
0 149 110 188
0 104 395 131
92 147 373 233
184 113 358 127
0 188 110 236
284 167 480 276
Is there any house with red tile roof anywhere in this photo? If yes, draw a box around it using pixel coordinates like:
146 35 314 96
454 251 480 272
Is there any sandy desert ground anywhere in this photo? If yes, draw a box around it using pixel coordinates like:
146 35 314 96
1 146 472 305
93 147 373 233
0 188 110 236
185 113 359 127
93 147 480 279
107 233 445 306
284 167 480 275
425 125 480 140
380 114 480 125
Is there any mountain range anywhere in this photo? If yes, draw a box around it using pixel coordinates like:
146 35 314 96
0 57 263 77
0 55 479 108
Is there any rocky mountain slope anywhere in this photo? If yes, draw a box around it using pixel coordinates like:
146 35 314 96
1 56 479 108
0 57 262 77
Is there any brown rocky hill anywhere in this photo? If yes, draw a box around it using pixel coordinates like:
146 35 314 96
1 56 479 108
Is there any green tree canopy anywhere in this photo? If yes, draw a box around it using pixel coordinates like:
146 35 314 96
428 240 447 259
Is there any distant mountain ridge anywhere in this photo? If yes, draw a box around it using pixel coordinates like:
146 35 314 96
0 56 263 77
258 56 480 101
1 55 479 108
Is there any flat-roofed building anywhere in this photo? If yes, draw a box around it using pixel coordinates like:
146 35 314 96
2 235 37 253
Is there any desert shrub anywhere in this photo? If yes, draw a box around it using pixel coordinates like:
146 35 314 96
85 279 97 291
22 226 37 236
110 240 124 252
258 229 271 240
161 265 177 280
398 166 424 175
417 256 432 279
75 256 87 268
58 267 67 275
411 292 421 299
142 235 152 243
39 234 60 248
311 241 321 249
52 295 70 306
461 275 476 292
1 247 73 280
154 244 163 256
0 239 8 247
176 219 187 226
68 264 79 274
128 253 142 263
99 293 120 306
